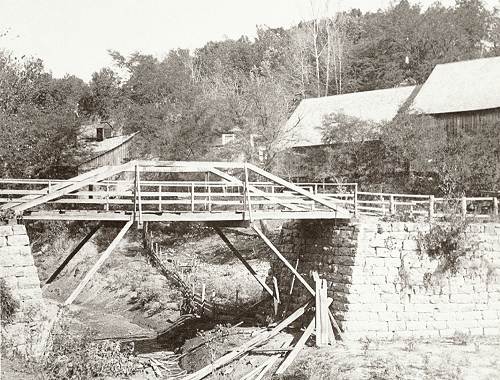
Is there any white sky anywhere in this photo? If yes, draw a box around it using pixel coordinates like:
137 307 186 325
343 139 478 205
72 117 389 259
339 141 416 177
0 0 498 81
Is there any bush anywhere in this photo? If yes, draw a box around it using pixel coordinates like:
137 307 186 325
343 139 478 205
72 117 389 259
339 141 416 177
418 216 468 274
43 318 138 379
0 278 19 323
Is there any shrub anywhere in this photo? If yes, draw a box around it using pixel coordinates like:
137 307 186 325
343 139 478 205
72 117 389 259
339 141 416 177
418 217 468 274
43 317 138 379
0 278 19 323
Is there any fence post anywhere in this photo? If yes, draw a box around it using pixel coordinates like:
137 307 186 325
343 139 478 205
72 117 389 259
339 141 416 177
353 183 358 218
461 196 467 218
389 195 395 215
493 197 498 216
428 195 435 220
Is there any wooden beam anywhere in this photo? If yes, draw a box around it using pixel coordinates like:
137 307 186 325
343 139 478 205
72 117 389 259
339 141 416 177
275 317 315 375
184 302 310 380
63 220 133 306
11 162 134 212
247 163 351 218
253 226 315 295
0 165 112 210
213 227 275 299
44 223 103 286
209 168 304 212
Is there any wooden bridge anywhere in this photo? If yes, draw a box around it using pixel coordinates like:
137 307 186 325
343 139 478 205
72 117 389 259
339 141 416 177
0 160 351 223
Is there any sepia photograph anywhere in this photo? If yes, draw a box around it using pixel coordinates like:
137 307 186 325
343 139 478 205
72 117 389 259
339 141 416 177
1 0 500 379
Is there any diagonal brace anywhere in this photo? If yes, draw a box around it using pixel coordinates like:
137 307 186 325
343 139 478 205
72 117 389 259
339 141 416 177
213 226 275 300
44 222 103 286
64 220 133 306
253 225 344 340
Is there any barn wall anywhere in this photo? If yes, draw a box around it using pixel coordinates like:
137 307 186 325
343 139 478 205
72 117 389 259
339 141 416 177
78 138 133 174
434 107 500 136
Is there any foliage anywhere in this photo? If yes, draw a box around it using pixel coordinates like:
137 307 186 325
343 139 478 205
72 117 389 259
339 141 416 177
418 215 469 274
0 52 88 178
316 112 384 183
0 278 19 323
42 317 138 379
381 112 500 195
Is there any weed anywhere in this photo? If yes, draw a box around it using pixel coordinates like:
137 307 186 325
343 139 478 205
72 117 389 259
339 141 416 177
360 336 372 354
403 337 417 352
42 316 138 379
0 278 19 323
417 217 469 274
451 330 471 346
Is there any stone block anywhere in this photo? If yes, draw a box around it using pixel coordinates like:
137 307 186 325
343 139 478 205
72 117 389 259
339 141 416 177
12 225 27 235
402 240 419 251
0 226 13 237
484 327 500 335
378 311 397 321
427 320 447 330
387 303 404 312
406 321 427 331
0 236 5 247
7 235 30 246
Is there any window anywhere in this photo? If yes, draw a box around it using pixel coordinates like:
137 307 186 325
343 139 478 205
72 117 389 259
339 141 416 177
221 133 236 146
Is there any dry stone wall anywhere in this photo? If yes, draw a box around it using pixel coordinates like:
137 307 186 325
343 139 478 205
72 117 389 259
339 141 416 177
272 220 500 339
0 224 51 356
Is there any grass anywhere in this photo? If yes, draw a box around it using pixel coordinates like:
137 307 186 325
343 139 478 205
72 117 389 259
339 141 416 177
275 335 500 380
0 278 19 323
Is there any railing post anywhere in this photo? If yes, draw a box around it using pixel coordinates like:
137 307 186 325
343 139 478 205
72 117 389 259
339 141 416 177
389 194 395 215
428 195 435 220
461 196 467 218
158 185 162 212
105 184 109 211
353 183 358 218
494 197 499 216
207 173 212 212
191 183 195 213
244 163 253 221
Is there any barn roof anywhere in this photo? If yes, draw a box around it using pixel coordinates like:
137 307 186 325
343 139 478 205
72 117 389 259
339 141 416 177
283 86 416 147
411 56 500 114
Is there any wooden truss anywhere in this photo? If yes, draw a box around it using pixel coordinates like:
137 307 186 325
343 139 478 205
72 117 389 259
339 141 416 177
0 161 351 223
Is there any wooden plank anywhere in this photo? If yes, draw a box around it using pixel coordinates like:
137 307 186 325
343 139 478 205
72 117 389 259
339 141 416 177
275 317 315 375
289 259 299 295
64 220 133 306
209 168 305 212
273 276 280 316
0 165 113 210
183 302 310 380
253 226 315 295
22 210 346 222
44 223 103 286
213 227 275 299
11 162 134 212
247 163 350 218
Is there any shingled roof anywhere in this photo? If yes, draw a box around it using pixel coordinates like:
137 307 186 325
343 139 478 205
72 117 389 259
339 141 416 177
411 56 500 114
284 86 416 147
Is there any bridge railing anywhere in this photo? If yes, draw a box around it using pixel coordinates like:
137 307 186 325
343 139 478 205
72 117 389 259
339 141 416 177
282 182 500 219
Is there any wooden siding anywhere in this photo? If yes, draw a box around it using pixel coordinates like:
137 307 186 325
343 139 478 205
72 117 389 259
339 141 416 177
78 137 134 174
433 107 500 136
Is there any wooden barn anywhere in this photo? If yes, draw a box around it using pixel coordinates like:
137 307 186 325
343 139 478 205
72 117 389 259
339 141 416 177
77 121 138 174
411 56 500 135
